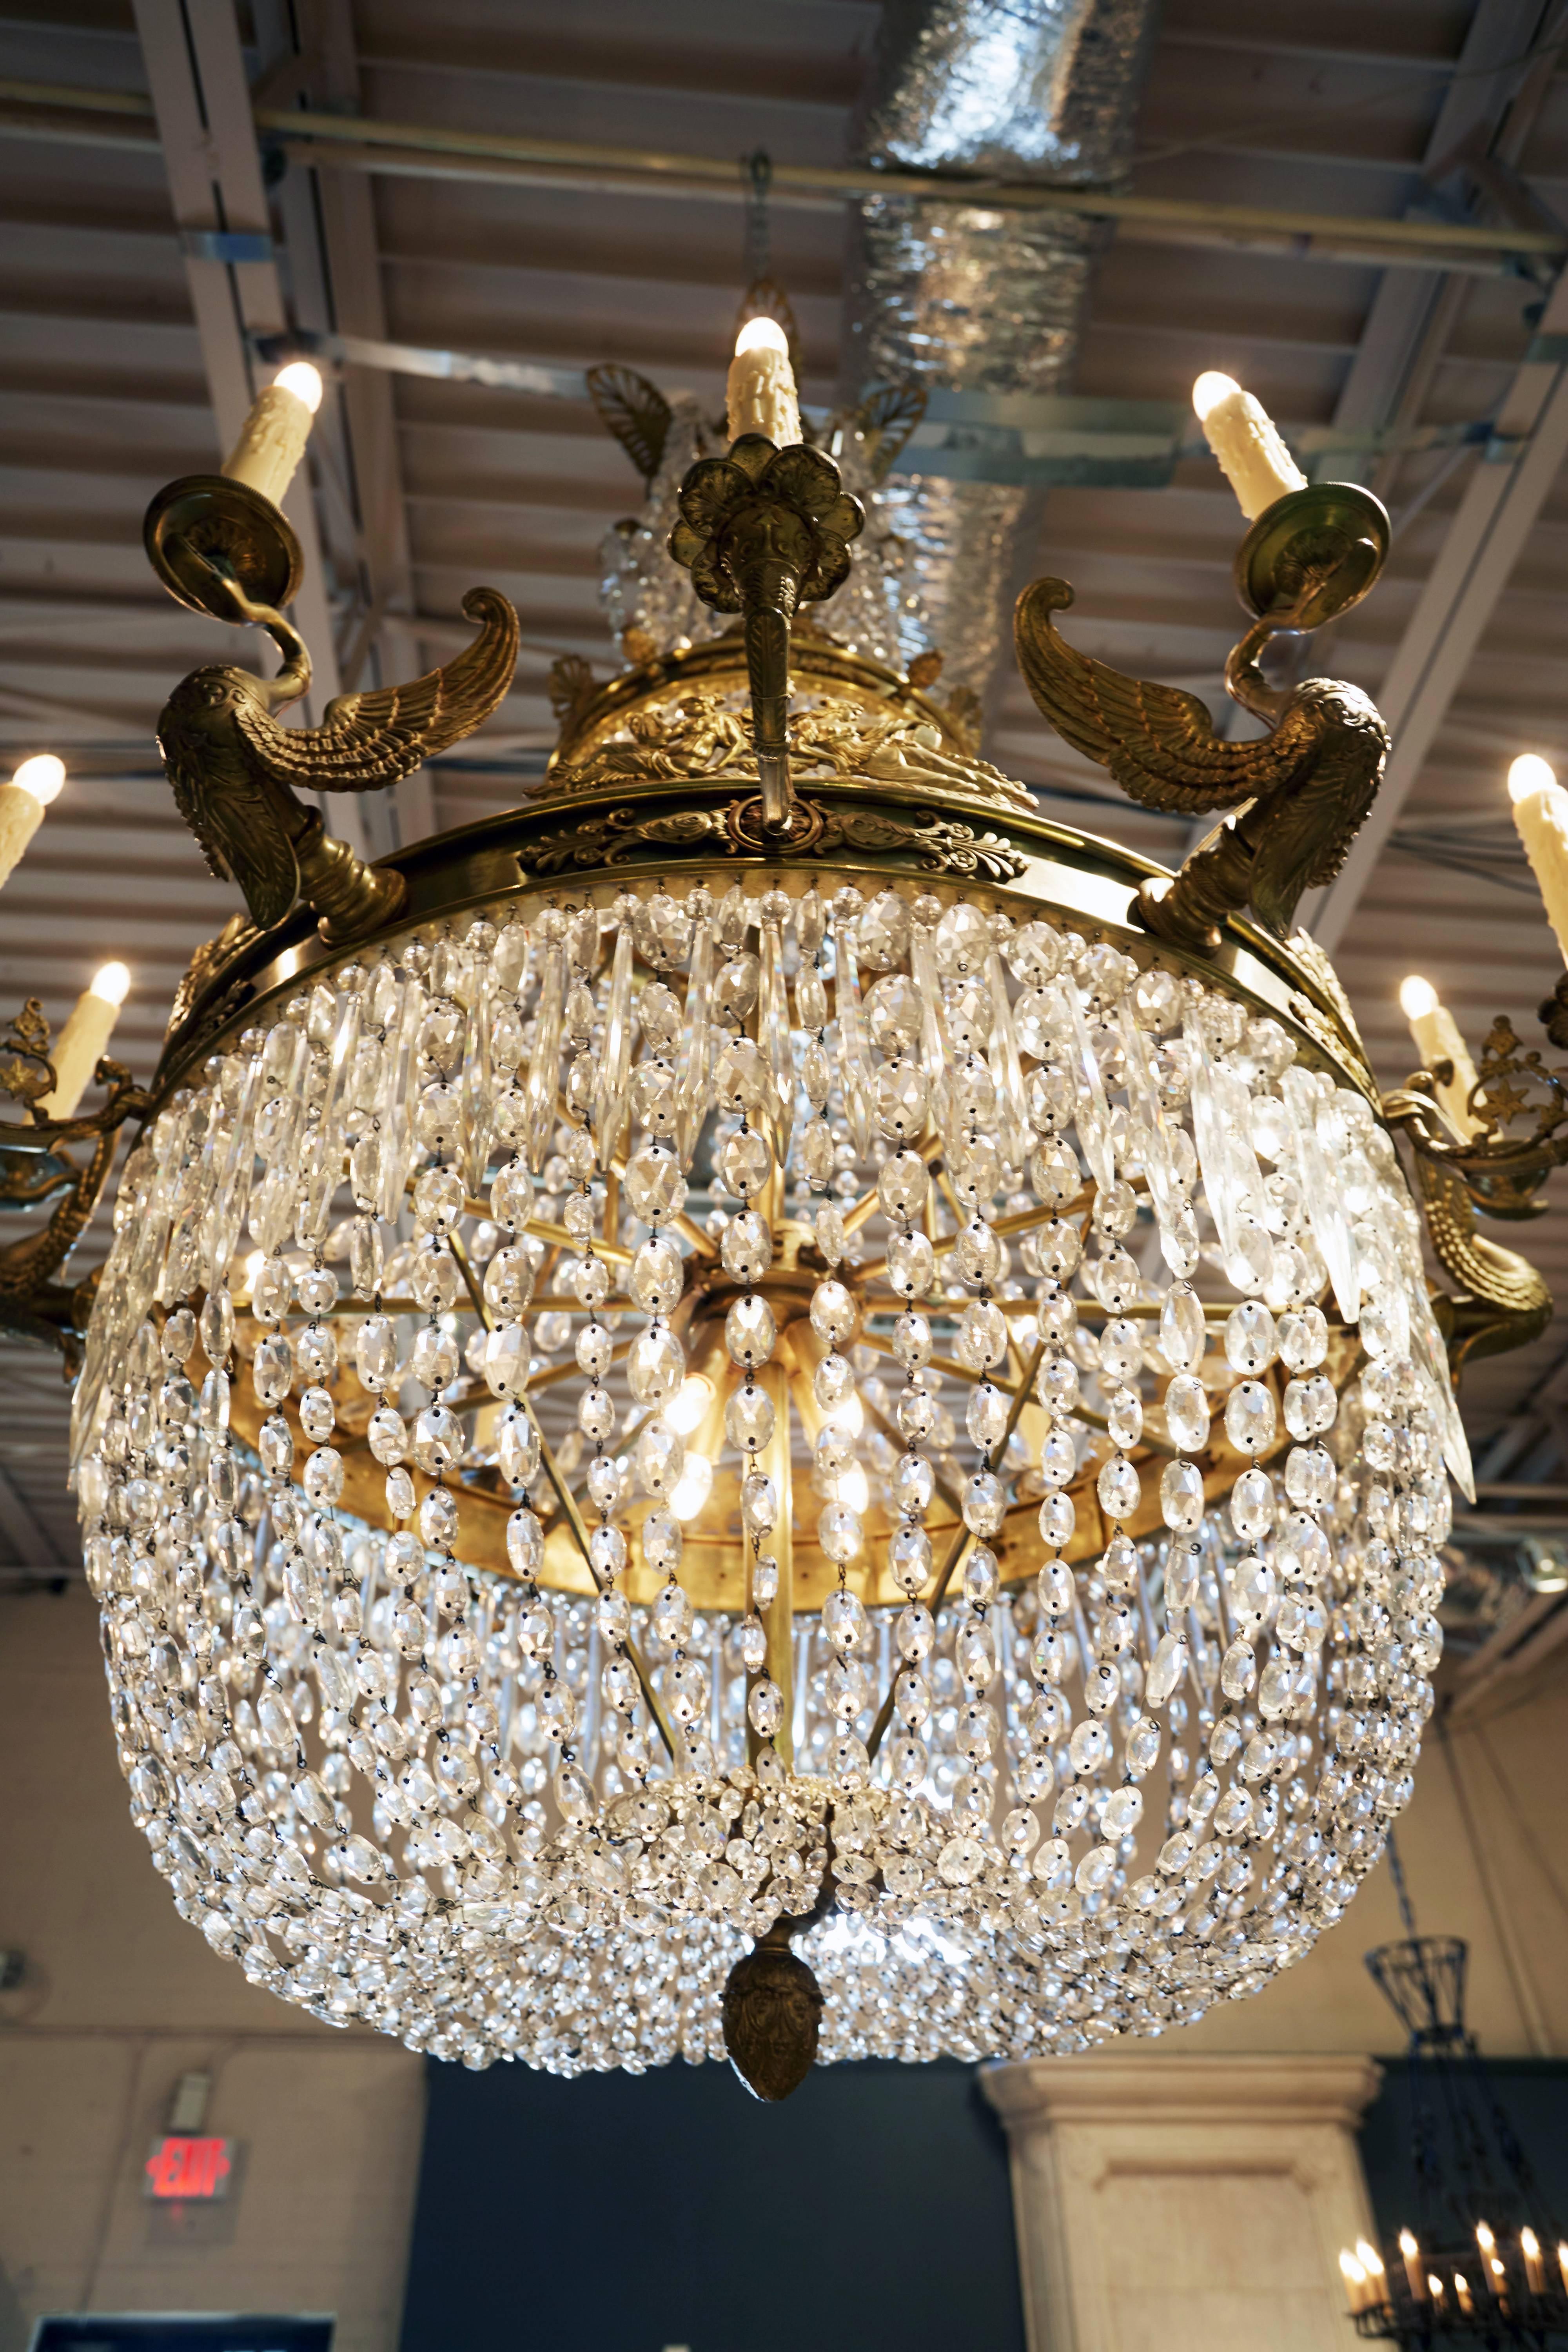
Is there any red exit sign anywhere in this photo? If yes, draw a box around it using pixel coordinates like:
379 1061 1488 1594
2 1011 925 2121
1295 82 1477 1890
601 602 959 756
144 2136 234 2201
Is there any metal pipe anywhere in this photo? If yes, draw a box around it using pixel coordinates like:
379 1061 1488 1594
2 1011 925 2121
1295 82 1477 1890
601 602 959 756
0 78 1557 269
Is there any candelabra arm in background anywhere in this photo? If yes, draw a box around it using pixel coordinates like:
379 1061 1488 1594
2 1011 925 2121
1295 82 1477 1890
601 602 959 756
0 1009 149 1371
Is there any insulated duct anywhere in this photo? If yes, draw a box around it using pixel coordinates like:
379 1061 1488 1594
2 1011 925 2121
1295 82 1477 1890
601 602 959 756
848 0 1159 722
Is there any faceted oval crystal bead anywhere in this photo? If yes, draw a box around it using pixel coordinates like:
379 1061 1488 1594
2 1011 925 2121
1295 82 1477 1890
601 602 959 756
1160 1285 1206 1375
720 1209 773 1283
299 1385 335 1444
1224 1379 1276 1454
814 1351 854 1411
1284 1443 1336 1510
1164 1374 1209 1453
413 1404 462 1474
1228 1553 1277 1631
484 1321 528 1399
748 1678 784 1737
624 1143 686 1224
410 1321 458 1392
878 1149 929 1219
724 1383 775 1454
726 1292 776 1367
887 1229 935 1298
956 1300 1007 1371
889 1524 932 1592
966 1382 1008 1452
1106 1387 1143 1449
1284 1372 1337 1439
631 1234 685 1314
934 902 992 979
809 1280 857 1346
1040 1428 1078 1490
1145 1628 1189 1705
627 1321 685 1405
1038 1492 1075 1550
1278 1304 1329 1372
1220 1638 1258 1700
816 1420 854 1479
1224 1299 1276 1374
876 1058 927 1140
1103 1783 1143 1837
367 1405 407 1466
412 1163 465 1236
962 1470 1006 1537
303 1445 343 1506
857 889 911 970
717 1125 771 1198
823 1587 867 1652
864 971 921 1051
252 1332 292 1405
956 1218 1004 1289
713 1036 768 1113
1097 1456 1140 1522
1229 1465 1276 1541
1034 1219 1082 1280
818 1501 862 1561
635 1417 683 1495
1092 1248 1140 1312
742 1471 778 1534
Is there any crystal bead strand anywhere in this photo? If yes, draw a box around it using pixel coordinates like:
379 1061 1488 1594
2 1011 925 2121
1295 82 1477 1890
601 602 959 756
794 886 833 1195
811 1272 869 1781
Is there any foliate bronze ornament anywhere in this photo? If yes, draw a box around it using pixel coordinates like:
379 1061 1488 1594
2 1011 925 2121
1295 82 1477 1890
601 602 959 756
1382 1018 1568 1372
1014 576 1392 955
544 687 1034 814
0 1000 149 1368
668 434 864 829
721 1922 825 2102
521 793 1027 882
153 575 518 944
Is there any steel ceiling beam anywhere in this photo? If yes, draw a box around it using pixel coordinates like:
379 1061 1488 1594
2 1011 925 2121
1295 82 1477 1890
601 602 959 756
1302 0 1568 954
128 0 372 861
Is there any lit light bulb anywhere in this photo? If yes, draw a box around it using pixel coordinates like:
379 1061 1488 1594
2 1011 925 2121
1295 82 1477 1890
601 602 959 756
1358 2241 1385 2283
668 1452 713 1522
12 752 65 805
274 360 324 413
1192 370 1240 421
1399 974 1437 1020
666 1374 712 1436
839 1463 869 1514
1508 753 1558 803
1477 2223 1496 2254
1399 2231 1419 2258
90 960 131 1007
735 314 788 359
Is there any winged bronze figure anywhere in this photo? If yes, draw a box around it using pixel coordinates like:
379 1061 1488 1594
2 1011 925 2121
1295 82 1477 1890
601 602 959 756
156 577 519 945
1014 577 1390 954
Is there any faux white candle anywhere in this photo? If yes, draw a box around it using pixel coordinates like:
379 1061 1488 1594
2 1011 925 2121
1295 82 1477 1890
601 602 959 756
726 317 801 447
1399 975 1483 1136
36 961 130 1121
1192 371 1307 521
1508 753 1568 964
221 361 324 506
0 753 64 891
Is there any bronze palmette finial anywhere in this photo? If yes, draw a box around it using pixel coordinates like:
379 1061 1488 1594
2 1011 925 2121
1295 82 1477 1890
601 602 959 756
668 435 864 832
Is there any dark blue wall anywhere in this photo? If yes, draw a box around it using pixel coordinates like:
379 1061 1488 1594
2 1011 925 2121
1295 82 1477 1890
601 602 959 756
400 2054 1027 2352
1359 2057 1568 2238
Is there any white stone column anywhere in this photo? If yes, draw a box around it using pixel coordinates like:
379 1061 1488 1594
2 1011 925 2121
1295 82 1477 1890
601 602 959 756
982 2053 1383 2352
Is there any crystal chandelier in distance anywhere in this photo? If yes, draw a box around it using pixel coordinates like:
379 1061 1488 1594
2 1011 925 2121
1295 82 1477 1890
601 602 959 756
57 314 1562 2099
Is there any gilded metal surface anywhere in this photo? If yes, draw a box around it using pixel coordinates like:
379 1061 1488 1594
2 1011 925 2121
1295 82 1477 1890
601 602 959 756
1014 574 1391 950
153 574 516 941
1381 1018 1568 1372
1232 480 1390 627
668 434 866 826
523 793 1028 881
0 1003 150 1367
142 472 303 619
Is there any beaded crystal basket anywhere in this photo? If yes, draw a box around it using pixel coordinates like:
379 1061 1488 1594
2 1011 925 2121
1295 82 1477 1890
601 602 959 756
71 614 1469 2090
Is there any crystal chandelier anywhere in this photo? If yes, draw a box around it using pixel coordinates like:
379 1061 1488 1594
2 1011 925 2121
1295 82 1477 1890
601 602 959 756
36 316 1565 2100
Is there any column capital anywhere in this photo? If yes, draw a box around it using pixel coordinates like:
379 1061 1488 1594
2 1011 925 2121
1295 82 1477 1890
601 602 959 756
981 2051 1384 2137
